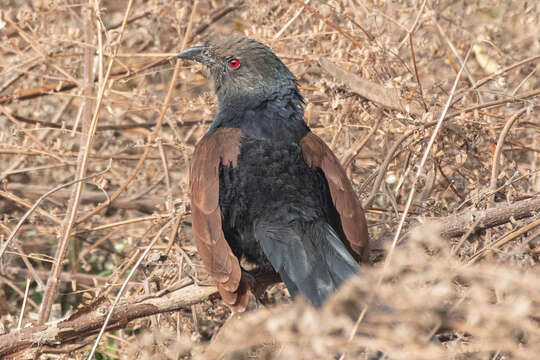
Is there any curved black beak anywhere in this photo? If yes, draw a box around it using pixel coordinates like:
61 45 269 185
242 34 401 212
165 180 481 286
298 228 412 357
177 46 208 63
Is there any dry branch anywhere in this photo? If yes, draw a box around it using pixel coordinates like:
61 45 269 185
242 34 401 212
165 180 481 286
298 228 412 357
0 1 243 106
0 283 218 359
319 57 425 115
5 268 133 287
318 57 539 120
438 196 540 238
0 59 162 105
36 0 123 318
0 164 111 259
293 0 368 47
1 183 163 213
9 112 207 131
370 196 540 249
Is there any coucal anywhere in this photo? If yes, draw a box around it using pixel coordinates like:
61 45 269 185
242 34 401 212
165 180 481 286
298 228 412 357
178 36 369 311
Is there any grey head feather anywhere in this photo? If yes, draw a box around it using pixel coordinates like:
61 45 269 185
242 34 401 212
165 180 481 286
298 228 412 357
178 36 298 106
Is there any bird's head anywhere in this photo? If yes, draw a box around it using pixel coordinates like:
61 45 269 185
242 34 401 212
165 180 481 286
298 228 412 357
178 36 299 106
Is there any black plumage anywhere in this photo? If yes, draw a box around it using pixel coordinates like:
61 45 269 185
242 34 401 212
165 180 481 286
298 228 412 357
179 36 369 311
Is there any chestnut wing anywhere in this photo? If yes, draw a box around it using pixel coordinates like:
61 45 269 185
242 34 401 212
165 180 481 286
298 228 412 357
300 131 370 262
190 127 254 311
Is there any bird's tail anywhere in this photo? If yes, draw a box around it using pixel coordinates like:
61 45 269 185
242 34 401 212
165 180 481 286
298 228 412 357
254 219 359 307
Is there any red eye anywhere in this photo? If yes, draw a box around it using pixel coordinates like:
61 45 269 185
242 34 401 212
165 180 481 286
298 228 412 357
228 58 240 69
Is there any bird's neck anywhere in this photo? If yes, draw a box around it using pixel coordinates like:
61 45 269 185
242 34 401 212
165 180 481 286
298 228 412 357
210 87 309 143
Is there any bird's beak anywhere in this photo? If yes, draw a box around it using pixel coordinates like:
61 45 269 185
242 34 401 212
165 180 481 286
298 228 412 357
177 46 208 63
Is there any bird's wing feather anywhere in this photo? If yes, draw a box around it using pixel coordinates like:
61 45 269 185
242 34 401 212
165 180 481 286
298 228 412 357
190 127 254 311
300 131 370 262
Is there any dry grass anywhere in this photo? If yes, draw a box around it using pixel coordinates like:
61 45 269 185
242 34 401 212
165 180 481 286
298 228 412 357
0 0 539 359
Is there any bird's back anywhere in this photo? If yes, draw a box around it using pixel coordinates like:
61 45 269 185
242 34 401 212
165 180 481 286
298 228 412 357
219 135 334 264
215 130 361 306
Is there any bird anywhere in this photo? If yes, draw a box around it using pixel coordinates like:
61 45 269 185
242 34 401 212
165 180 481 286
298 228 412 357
178 36 369 312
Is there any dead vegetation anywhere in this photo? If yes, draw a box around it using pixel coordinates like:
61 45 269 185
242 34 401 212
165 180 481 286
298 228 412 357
0 0 539 359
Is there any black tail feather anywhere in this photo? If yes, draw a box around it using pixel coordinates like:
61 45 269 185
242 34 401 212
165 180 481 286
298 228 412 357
255 219 359 307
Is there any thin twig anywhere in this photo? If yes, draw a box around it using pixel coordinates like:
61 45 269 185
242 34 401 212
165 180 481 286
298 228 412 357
463 54 540 94
0 190 62 224
274 0 308 39
191 0 243 40
409 33 428 111
39 0 137 321
0 97 73 180
0 162 112 259
86 218 174 359
6 112 209 131
74 231 115 270
363 122 436 208
0 59 40 94
468 217 540 264
158 140 173 212
452 217 481 256
0 106 67 163
166 213 184 256
446 88 540 119
341 116 381 168
12 241 46 290
433 17 482 103
343 48 472 359
489 108 528 206
387 48 471 255
293 0 364 49
17 279 31 330
436 159 465 202
74 3 192 225
73 213 170 235
512 68 536 96
397 0 427 50
9 267 136 287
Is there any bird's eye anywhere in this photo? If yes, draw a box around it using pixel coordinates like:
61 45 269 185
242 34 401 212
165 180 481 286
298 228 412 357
228 58 240 69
